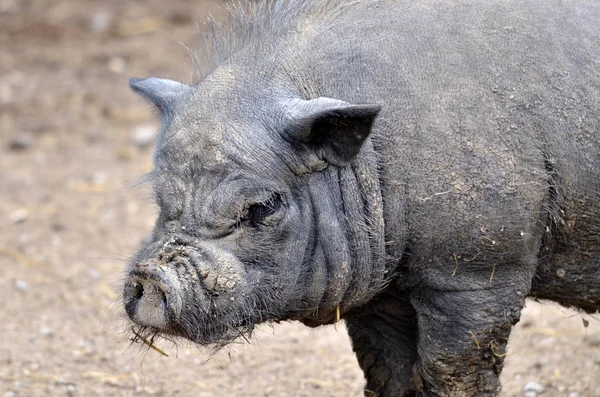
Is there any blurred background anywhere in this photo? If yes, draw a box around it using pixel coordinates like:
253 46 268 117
0 0 598 396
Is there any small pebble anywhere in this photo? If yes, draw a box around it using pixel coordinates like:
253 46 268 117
107 57 126 73
132 124 156 149
89 269 100 280
39 326 54 337
55 377 70 386
3 391 16 397
51 222 67 232
89 11 111 32
8 134 31 151
523 381 544 396
14 279 28 293
539 336 556 346
91 172 107 185
9 208 29 224
100 209 115 222
569 392 579 397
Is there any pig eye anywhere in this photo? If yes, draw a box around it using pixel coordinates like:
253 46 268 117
241 193 283 228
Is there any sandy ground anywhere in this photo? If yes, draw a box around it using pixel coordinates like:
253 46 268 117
1 1 599 396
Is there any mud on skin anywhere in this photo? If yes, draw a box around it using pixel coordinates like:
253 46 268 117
122 0 600 396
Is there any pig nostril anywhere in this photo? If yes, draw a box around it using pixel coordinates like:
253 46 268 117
130 279 168 308
159 289 167 307
133 282 144 301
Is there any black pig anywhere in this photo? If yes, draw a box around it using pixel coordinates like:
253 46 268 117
122 0 600 395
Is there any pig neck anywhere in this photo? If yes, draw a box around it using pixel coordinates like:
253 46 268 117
301 139 393 325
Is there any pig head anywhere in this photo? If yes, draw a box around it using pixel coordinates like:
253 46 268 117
123 75 389 344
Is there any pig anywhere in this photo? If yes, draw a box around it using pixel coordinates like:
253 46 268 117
122 0 600 396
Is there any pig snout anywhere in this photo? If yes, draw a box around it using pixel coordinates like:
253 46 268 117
123 260 183 330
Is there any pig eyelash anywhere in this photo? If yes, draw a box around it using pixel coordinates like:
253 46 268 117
240 192 283 228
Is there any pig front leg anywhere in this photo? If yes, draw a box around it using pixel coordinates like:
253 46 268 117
346 291 419 397
409 264 532 397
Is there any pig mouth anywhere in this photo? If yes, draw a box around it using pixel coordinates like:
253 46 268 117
123 245 261 346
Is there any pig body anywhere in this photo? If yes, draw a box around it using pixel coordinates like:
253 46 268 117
123 1 600 396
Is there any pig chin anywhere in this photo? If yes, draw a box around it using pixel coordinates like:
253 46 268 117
123 242 256 345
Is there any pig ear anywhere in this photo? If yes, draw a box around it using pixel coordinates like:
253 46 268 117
283 97 381 165
129 77 191 115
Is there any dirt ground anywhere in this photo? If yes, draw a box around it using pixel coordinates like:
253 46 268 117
1 1 599 396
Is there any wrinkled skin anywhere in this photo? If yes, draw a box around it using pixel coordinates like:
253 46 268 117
122 0 600 396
